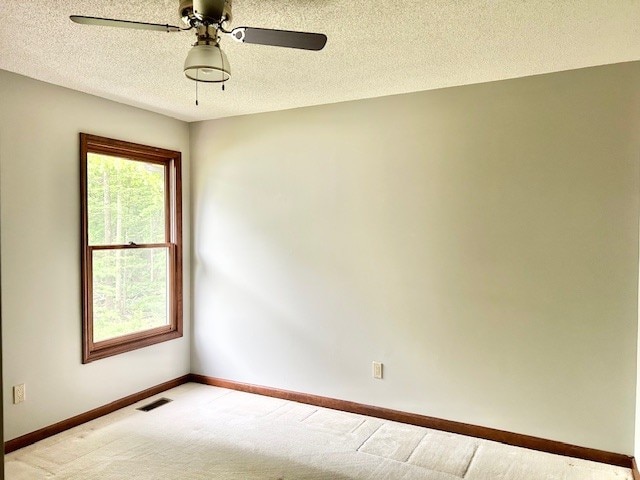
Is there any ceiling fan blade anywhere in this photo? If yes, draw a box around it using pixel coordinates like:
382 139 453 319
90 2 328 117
234 27 327 51
70 15 182 32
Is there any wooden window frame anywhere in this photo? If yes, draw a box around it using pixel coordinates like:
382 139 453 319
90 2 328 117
80 133 183 363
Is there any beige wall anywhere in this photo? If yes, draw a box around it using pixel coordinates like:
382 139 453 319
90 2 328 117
0 71 191 441
191 62 640 454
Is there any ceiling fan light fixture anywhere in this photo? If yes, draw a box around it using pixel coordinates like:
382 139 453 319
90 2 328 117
184 43 230 83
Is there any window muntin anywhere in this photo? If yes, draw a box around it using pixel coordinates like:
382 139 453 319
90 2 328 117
81 134 182 363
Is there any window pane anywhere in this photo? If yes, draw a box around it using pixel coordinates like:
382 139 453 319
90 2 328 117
87 153 165 245
92 247 169 342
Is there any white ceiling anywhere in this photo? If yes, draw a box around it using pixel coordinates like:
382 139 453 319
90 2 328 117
1 1 638 122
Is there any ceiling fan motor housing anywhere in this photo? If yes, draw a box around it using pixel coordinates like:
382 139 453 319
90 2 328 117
180 0 232 25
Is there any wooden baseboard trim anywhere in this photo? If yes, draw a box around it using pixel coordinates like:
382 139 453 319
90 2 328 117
4 372 634 472
189 374 633 469
4 374 191 454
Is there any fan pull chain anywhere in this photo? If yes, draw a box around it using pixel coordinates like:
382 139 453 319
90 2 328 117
221 46 225 91
195 70 199 106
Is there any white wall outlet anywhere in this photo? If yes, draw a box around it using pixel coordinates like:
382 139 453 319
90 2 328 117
13 384 26 404
372 361 383 379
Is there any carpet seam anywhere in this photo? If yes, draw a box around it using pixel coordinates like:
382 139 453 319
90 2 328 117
405 431 430 464
355 423 384 453
298 409 319 423
349 418 368 434
462 444 480 478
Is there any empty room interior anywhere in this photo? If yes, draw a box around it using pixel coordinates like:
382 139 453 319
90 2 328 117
1 1 640 479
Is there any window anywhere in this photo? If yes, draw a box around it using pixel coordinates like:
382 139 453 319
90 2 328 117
80 133 182 363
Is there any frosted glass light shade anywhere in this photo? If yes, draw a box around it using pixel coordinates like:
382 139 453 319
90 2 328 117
184 43 230 82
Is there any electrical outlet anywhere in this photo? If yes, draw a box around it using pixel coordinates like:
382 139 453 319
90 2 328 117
13 384 26 404
372 361 383 379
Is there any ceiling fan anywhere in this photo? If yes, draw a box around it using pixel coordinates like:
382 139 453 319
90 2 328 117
70 0 327 85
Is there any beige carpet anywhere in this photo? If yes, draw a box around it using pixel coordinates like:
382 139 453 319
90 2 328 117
5 383 633 479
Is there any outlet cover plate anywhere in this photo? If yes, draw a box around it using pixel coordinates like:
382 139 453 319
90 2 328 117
372 361 383 379
13 384 25 404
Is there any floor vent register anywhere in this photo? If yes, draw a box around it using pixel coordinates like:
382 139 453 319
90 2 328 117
137 398 172 412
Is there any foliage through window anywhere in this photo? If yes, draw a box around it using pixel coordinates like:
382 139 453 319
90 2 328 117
81 134 182 362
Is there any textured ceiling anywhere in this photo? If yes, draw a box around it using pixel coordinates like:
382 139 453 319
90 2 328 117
1 1 639 122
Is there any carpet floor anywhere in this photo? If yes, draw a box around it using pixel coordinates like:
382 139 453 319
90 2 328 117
5 383 633 479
